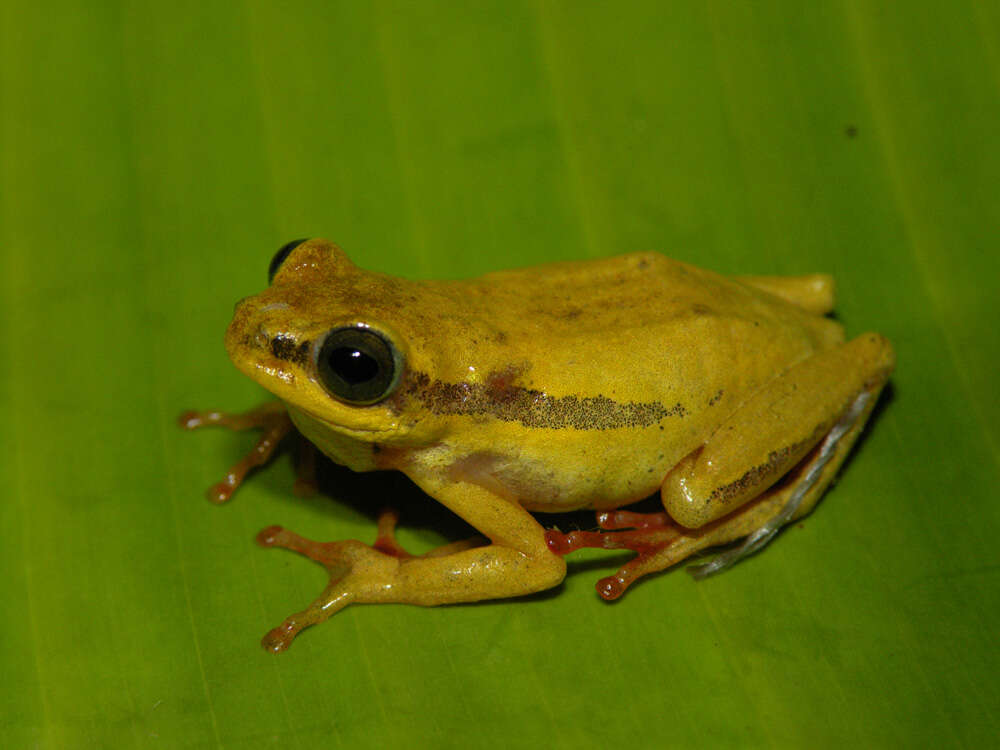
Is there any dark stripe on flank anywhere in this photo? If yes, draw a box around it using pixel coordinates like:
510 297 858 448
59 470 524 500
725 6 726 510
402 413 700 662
398 371 687 430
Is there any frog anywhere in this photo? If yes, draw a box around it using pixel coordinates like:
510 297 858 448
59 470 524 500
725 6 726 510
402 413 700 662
181 238 894 652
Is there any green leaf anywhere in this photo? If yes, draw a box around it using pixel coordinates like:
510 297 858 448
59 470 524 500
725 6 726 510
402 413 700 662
2 1 997 747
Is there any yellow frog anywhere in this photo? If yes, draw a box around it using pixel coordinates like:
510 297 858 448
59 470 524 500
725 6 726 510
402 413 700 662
182 239 894 652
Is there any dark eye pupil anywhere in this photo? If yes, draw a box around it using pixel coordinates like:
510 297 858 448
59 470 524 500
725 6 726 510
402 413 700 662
316 327 401 405
329 347 379 385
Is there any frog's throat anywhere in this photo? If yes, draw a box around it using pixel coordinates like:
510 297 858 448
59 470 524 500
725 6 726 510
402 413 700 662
391 370 689 431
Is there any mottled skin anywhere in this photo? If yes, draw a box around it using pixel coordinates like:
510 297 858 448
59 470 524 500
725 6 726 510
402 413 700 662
199 239 894 651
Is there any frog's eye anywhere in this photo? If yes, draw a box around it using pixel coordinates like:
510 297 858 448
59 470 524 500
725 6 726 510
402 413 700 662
268 239 309 283
316 326 403 405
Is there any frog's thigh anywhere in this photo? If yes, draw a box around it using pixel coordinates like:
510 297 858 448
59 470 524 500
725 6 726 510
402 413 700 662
661 333 894 529
373 479 567 605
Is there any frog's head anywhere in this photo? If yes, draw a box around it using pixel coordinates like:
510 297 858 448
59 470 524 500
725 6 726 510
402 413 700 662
225 239 440 453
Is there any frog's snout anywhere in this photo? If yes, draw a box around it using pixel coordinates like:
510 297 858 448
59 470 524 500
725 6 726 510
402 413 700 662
232 294 253 314
225 298 271 357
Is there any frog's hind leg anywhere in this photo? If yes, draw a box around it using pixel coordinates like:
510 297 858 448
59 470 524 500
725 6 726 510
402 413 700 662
546 513 685 599
736 273 835 314
547 362 887 598
684 382 875 579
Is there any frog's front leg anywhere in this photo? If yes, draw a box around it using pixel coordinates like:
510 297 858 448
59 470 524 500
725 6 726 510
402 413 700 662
179 403 317 501
256 482 565 652
549 333 894 596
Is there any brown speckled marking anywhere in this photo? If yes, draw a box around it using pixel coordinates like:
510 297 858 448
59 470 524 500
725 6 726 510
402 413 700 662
707 422 826 503
557 306 584 320
708 389 724 406
270 334 312 365
485 364 529 402
396 370 687 430
709 445 795 504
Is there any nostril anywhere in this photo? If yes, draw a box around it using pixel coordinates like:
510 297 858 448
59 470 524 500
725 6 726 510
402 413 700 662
233 299 294 350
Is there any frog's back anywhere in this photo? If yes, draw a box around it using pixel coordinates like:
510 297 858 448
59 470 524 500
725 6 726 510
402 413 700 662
465 251 836 338
401 251 847 511
397 252 842 426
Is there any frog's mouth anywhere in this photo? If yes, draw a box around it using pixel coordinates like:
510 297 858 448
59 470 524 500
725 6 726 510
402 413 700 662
231 344 300 393
228 334 406 440
298 399 398 437
236 350 402 433
225 305 414 439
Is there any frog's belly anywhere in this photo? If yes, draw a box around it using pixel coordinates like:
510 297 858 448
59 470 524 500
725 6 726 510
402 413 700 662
439 426 700 513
